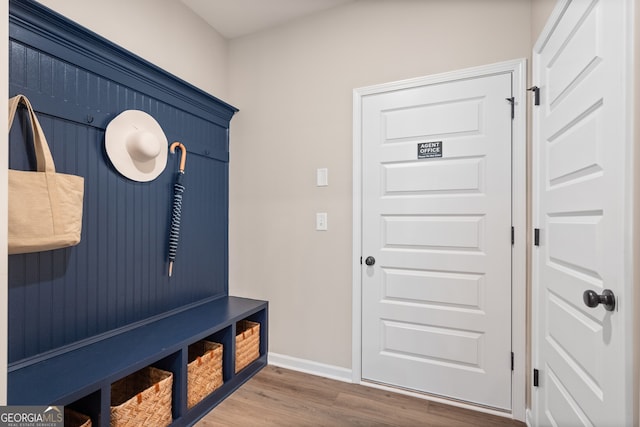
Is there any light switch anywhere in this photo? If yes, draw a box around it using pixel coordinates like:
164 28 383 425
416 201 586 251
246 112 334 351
316 168 328 186
316 212 328 231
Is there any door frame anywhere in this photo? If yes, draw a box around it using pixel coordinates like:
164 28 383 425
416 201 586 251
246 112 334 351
352 59 527 421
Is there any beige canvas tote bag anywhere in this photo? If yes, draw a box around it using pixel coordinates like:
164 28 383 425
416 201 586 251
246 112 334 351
7 94 84 254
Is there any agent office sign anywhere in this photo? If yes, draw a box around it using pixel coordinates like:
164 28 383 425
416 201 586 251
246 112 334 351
417 141 442 159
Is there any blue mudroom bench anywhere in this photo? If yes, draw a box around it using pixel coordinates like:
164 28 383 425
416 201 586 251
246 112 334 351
7 1 267 425
9 296 268 426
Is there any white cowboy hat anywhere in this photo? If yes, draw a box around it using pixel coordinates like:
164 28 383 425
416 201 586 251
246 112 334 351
105 110 168 182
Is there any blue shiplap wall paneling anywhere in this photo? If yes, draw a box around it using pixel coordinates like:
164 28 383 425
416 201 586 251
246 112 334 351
8 0 237 364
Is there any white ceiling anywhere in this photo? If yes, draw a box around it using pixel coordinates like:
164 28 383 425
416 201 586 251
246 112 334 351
180 0 356 39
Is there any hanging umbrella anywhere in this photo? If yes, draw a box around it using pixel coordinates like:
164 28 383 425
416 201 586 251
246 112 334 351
168 142 187 277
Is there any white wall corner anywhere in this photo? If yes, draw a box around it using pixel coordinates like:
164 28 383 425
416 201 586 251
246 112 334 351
1 0 9 406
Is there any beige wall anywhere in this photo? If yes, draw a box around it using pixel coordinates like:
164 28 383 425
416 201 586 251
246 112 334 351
36 0 229 101
227 0 532 369
531 0 557 45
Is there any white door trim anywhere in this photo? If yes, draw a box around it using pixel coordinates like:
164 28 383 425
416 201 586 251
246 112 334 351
352 58 527 422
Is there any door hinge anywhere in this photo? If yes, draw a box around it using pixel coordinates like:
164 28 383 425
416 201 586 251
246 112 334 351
533 368 539 387
511 352 514 371
534 228 540 246
511 226 514 245
506 97 515 119
360 256 363 265
527 86 540 106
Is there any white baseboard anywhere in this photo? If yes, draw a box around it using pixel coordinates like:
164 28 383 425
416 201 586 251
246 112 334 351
525 408 533 427
267 352 353 383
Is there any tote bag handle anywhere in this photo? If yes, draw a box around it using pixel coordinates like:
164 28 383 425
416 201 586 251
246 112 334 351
8 94 56 173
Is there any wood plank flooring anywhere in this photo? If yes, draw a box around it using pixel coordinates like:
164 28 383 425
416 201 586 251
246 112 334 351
197 366 526 426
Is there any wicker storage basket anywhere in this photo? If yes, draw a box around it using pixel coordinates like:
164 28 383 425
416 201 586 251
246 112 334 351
65 408 91 427
187 340 223 408
110 366 173 427
235 320 260 373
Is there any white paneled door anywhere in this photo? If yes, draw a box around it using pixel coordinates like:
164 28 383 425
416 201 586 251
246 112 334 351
361 72 513 409
532 0 633 425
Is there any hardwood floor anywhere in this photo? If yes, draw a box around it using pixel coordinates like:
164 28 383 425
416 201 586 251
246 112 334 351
197 366 526 426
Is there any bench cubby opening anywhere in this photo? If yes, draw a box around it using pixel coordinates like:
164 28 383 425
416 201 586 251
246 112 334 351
239 310 268 360
65 391 100 427
201 326 233 384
